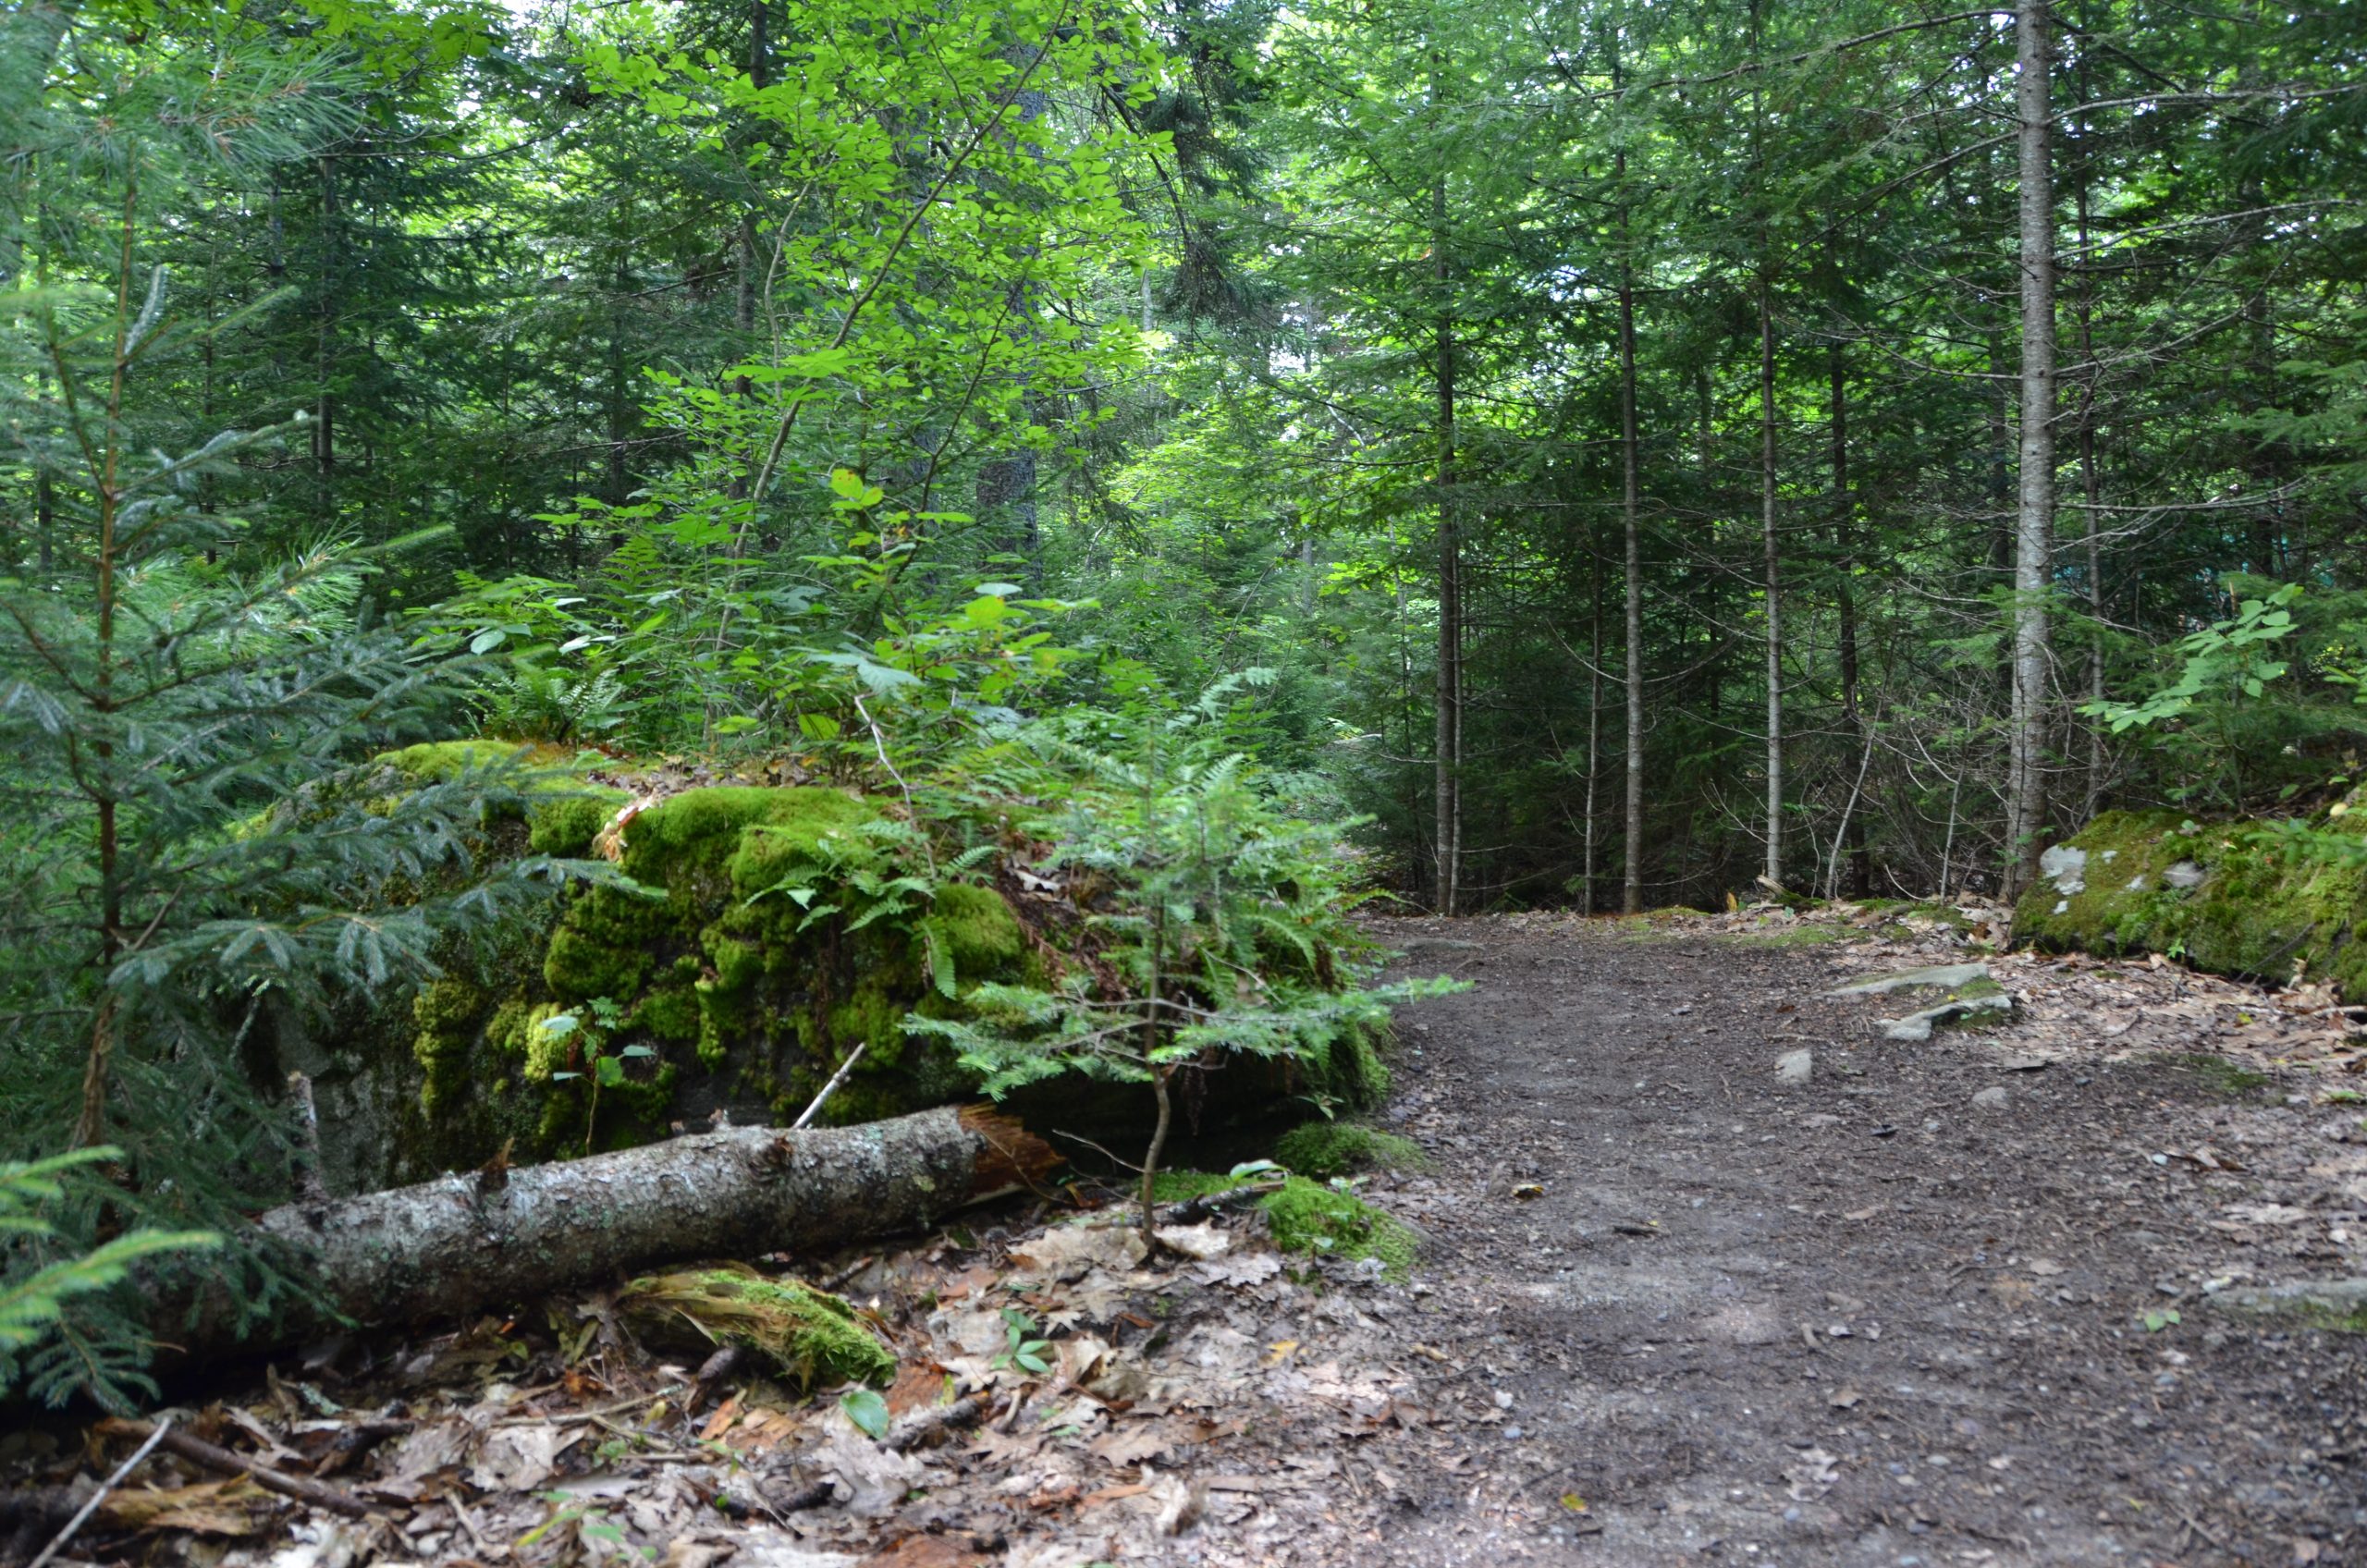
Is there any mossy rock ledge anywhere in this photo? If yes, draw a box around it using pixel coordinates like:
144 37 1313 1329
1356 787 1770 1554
273 773 1386 1194
2013 807 2367 1000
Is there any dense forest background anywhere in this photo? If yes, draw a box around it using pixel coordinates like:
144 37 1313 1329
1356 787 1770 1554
2 0 2364 1399
10 0 2366 908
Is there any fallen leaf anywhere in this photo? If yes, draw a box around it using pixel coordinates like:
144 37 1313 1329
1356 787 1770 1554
1009 1222 1147 1279
467 1422 574 1492
1784 1447 1840 1501
1087 1422 1173 1467
1153 1222 1232 1261
856 1537 987 1568
1192 1251 1282 1289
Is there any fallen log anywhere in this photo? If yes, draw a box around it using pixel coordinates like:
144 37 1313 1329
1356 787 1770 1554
205 1105 1054 1351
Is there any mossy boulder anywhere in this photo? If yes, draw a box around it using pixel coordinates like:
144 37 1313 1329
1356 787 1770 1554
273 763 1393 1194
2014 807 2367 998
384 785 1037 1177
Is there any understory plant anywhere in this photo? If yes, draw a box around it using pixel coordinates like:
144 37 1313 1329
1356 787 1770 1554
910 676 1464 1238
0 53 580 1405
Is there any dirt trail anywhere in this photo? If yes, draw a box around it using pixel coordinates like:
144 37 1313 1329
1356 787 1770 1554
1355 914 2366 1567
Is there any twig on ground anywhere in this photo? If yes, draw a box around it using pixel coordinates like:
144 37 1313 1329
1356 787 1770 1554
765 1395 995 1515
28 1417 173 1568
885 1394 988 1453
820 1254 877 1293
1049 1129 1144 1172
95 1420 383 1521
497 1390 672 1428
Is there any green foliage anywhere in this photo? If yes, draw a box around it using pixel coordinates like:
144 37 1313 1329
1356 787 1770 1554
991 1306 1055 1375
0 23 595 1405
909 682 1466 1220
0 1147 217 1405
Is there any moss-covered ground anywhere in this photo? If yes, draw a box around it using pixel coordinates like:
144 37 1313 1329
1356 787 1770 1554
1272 1121 1428 1178
1153 1170 1418 1278
618 1268 895 1388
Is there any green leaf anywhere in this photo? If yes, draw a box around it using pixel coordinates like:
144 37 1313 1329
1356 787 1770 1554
840 1388 891 1439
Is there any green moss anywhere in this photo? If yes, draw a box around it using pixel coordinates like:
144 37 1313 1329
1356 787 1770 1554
1300 1018 1391 1106
484 997 533 1057
2017 809 2367 999
926 882 1025 974
375 739 533 780
1151 1170 1240 1203
1273 1121 1429 1179
619 1268 895 1390
341 768 1392 1187
542 883 672 1000
625 785 878 886
1149 1170 1417 1278
1260 1176 1418 1279
527 790 631 857
520 1002 581 1082
2158 1052 2274 1098
411 977 486 1116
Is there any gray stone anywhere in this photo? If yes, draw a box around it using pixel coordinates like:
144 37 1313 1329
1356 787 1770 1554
1881 990 2015 1042
1971 1086 2010 1111
1827 962 1993 998
1832 961 2014 1041
1776 1049 1814 1085
2206 1278 2367 1321
2039 842 2089 894
2164 860 2205 889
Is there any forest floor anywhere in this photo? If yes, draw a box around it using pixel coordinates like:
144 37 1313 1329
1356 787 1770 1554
9 908 2367 1568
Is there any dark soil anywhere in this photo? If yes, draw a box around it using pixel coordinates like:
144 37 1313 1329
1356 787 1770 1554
1351 914 2367 1566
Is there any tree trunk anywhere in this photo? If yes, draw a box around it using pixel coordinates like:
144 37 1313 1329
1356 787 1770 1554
190 1107 1054 1354
1830 340 1869 897
975 43 1052 574
1584 533 1602 916
1748 0 1783 891
313 155 337 525
1615 43 1644 918
2073 99 2105 819
1431 83 1462 918
1758 274 1783 890
607 247 631 513
2005 0 2056 897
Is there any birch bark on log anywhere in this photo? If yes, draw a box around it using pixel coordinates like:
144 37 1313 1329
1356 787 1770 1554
188 1106 1053 1354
